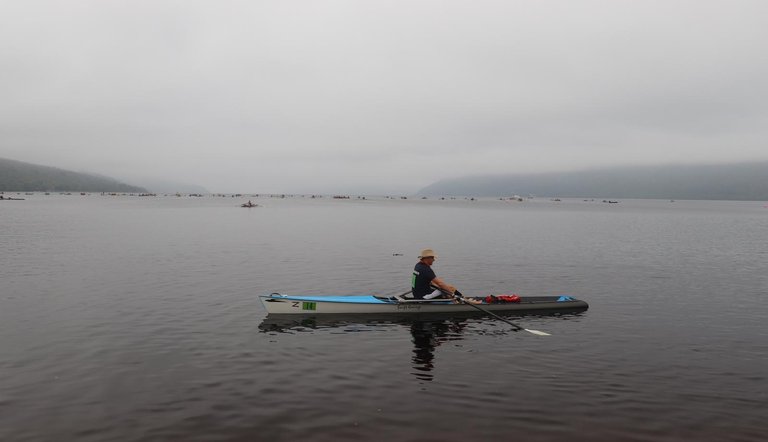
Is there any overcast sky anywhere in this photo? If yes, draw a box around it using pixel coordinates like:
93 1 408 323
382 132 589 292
1 0 767 193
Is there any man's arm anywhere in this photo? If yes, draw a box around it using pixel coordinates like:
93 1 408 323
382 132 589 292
430 277 456 294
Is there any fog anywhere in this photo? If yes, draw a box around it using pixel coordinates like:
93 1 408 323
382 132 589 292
1 0 767 193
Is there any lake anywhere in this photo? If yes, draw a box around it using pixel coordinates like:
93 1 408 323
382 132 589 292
1 194 767 441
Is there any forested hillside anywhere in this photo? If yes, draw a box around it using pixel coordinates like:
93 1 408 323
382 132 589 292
0 158 146 192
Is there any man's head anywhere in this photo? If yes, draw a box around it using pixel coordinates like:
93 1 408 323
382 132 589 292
419 249 437 264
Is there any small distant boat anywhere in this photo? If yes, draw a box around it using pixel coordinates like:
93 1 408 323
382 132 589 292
0 196 25 201
260 293 588 315
240 201 259 208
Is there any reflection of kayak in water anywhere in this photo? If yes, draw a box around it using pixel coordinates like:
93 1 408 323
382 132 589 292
240 201 259 208
257 309 585 332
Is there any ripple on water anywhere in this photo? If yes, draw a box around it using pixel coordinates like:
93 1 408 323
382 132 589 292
3 197 768 441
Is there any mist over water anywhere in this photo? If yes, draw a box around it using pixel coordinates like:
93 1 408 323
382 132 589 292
2 195 767 441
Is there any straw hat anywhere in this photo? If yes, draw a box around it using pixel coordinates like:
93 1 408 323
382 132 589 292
419 249 438 259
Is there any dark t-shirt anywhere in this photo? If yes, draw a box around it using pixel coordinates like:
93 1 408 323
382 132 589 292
412 262 436 299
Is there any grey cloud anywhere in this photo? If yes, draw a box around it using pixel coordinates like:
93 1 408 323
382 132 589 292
1 0 767 193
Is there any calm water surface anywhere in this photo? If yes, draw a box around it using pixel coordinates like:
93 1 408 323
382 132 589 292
1 195 767 441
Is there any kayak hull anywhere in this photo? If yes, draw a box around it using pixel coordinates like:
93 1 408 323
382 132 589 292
260 293 588 315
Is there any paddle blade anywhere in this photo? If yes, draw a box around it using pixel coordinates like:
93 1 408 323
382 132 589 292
524 328 551 336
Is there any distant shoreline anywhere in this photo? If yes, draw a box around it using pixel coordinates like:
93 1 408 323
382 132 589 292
417 161 768 202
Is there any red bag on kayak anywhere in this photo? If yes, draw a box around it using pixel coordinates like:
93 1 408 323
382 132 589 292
484 294 521 303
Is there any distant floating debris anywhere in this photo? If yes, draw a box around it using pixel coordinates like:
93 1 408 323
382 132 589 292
392 253 403 256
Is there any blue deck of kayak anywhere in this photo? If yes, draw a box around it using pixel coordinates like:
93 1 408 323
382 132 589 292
266 294 577 304
268 295 397 304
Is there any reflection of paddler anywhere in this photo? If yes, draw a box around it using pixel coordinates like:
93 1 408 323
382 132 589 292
409 320 467 382
410 321 442 381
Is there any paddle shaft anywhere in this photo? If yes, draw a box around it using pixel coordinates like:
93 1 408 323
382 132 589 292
431 286 522 328
431 286 550 335
455 297 524 331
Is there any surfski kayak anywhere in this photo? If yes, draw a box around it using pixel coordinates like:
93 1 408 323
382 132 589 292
260 293 588 315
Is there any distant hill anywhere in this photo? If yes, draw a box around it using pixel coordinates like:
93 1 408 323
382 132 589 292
0 158 147 193
417 162 768 201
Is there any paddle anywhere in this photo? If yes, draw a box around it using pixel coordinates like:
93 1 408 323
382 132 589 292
433 286 551 336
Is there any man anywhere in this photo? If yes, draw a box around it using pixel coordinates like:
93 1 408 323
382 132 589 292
411 249 457 300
